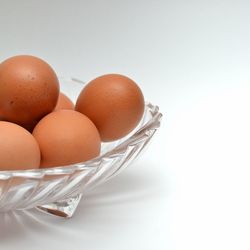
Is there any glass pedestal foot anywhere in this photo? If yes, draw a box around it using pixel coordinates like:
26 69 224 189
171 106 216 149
36 194 82 218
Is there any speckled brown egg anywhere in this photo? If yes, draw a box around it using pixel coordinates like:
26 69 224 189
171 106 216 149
32 110 101 168
0 55 60 125
0 121 40 170
75 74 145 142
54 92 74 111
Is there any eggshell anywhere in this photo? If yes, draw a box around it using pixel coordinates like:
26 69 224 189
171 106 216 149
32 110 101 168
0 121 40 170
54 92 74 111
0 55 60 125
75 74 145 142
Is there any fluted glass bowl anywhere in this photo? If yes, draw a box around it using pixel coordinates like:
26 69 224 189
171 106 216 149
0 77 162 218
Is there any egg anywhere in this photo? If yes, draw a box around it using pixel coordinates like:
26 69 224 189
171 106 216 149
0 121 40 170
32 110 101 168
0 55 60 125
54 92 74 111
75 74 145 142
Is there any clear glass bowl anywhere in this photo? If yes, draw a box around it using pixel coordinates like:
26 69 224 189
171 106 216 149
0 77 162 218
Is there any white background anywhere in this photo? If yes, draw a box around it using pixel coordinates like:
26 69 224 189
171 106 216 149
1 0 250 249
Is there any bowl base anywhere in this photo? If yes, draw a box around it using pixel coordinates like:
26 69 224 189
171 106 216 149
36 194 82 218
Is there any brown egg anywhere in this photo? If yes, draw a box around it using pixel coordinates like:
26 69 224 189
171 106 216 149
0 55 60 125
75 74 145 142
54 92 74 111
0 121 40 170
32 110 101 168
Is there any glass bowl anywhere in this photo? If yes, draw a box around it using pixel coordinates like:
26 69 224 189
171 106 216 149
0 77 162 218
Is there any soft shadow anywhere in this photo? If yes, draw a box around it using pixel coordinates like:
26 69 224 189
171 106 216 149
0 209 71 242
83 165 164 207
0 162 166 240
73 162 167 223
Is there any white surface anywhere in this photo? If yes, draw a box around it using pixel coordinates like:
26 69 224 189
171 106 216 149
1 0 250 249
